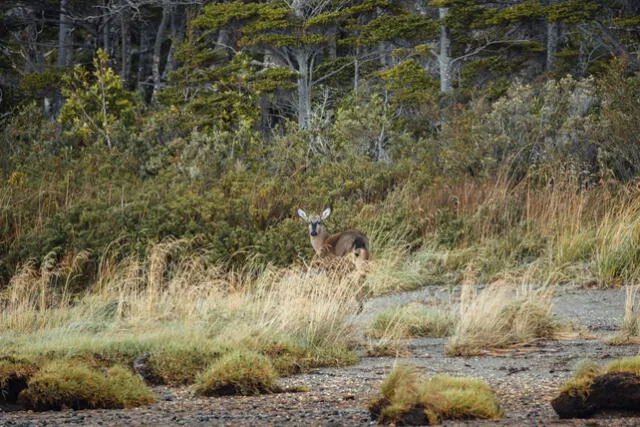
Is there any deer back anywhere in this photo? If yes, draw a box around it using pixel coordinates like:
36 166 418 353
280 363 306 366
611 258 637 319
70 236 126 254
326 230 370 259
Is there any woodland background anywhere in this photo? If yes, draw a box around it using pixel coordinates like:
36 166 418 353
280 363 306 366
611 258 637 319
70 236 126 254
1 0 640 290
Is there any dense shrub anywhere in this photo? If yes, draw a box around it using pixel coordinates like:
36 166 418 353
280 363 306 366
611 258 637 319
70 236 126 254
1 59 639 292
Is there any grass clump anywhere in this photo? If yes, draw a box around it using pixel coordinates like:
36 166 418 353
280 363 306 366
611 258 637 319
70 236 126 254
558 356 640 402
560 360 603 399
0 357 38 404
369 364 502 425
0 243 363 388
18 360 155 411
368 302 456 339
257 340 357 376
194 350 282 396
446 284 559 356
606 356 640 376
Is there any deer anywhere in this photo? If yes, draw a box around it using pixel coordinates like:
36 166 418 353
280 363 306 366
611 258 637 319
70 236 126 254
297 208 370 272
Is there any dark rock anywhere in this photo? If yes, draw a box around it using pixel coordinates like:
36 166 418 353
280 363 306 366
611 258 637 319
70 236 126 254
401 407 431 425
0 375 29 405
369 397 433 425
552 372 640 419
551 392 596 419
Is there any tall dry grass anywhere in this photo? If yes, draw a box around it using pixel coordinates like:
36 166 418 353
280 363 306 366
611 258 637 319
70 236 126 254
410 174 640 287
0 240 365 375
622 284 640 336
446 282 558 356
606 284 640 345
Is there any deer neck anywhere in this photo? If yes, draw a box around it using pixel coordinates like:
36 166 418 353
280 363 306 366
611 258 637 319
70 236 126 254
310 228 330 256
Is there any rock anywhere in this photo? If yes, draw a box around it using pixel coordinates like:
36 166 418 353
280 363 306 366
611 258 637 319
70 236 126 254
368 397 432 425
552 372 640 419
551 392 596 419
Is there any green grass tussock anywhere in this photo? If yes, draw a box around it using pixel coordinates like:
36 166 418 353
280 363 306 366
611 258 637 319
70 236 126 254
560 360 603 399
559 356 640 402
606 356 640 376
194 350 281 396
18 360 155 411
369 364 502 424
256 340 358 376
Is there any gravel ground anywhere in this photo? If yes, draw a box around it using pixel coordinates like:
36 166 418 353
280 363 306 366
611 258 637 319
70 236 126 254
2 284 639 426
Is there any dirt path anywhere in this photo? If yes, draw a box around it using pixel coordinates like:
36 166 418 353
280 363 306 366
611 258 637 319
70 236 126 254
2 285 640 426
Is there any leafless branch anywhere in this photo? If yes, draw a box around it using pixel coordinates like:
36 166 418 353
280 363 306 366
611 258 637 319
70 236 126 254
312 49 380 86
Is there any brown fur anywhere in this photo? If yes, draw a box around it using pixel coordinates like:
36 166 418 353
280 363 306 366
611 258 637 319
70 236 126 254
297 208 371 270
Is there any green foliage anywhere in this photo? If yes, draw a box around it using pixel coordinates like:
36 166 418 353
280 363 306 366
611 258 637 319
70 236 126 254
546 0 600 23
194 350 281 396
20 69 65 97
19 360 155 410
58 50 136 148
357 13 437 44
594 59 640 181
484 1 546 25
161 46 264 131
193 2 262 33
376 59 439 130
460 56 514 95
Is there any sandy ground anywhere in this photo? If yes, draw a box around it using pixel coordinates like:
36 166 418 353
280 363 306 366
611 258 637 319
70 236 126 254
2 284 639 426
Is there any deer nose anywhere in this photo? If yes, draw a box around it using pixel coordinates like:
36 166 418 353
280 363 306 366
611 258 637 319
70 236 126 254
310 231 318 236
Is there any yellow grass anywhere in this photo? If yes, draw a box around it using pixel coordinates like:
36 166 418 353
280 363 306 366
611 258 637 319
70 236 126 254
0 240 365 383
370 364 502 424
446 282 559 356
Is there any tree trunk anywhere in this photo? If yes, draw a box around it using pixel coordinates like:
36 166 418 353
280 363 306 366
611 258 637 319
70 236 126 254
216 27 233 54
164 5 185 80
546 20 559 71
120 6 131 85
57 0 73 68
328 25 337 59
137 23 151 97
438 8 452 93
50 0 74 119
152 4 169 100
102 0 110 55
354 45 360 94
546 0 560 71
377 8 390 68
296 50 311 130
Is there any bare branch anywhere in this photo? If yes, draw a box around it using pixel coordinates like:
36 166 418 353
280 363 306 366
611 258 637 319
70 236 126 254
450 39 532 66
312 50 381 86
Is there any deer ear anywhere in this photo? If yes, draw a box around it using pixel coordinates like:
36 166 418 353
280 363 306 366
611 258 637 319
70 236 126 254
321 208 332 221
297 209 309 222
